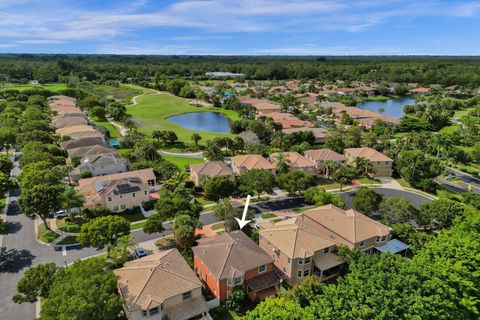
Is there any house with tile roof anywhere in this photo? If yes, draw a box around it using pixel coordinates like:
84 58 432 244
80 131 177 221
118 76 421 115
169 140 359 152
269 151 317 175
114 249 210 320
189 161 234 186
344 147 393 177
283 127 328 143
230 154 276 175
56 124 97 137
259 204 393 284
259 217 341 285
304 148 347 176
302 204 392 251
52 115 88 129
59 137 106 150
67 145 117 165
192 231 280 301
68 130 105 141
69 153 129 184
238 97 282 116
266 112 314 129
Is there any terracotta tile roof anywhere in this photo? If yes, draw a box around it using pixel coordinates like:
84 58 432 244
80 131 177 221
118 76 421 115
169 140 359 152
344 147 392 162
114 249 203 310
269 152 316 169
330 104 400 126
304 149 347 162
410 87 430 93
259 218 336 259
303 204 391 243
67 145 117 159
52 116 88 128
238 97 282 111
56 125 96 137
189 161 233 178
68 131 104 140
60 137 106 150
231 154 275 171
192 231 273 280
283 127 328 139
77 168 155 190
267 112 314 129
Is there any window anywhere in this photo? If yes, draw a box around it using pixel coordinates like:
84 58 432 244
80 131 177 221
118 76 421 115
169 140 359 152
227 276 243 287
376 236 381 242
148 179 155 186
330 234 336 240
324 247 330 254
120 204 126 210
381 236 387 242
182 291 192 300
119 195 123 199
141 310 147 317
132 193 136 198
258 264 266 273
113 206 119 211
283 267 287 272
298 259 303 265
144 190 147 195
149 307 159 316
297 270 302 278
303 269 310 277
107 197 112 202
359 241 365 247
304 257 311 264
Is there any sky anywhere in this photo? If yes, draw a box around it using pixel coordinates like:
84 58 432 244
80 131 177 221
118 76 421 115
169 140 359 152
0 0 480 55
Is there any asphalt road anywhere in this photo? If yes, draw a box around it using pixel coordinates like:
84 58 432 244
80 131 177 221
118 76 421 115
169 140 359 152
444 167 480 194
340 187 433 209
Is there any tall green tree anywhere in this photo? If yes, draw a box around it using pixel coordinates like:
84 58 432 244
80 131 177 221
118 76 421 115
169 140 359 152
13 263 60 303
19 183 64 230
172 214 197 250
352 187 383 216
204 176 235 202
238 169 276 198
78 215 130 252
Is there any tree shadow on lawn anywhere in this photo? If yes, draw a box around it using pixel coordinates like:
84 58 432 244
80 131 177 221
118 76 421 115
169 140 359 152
0 248 35 273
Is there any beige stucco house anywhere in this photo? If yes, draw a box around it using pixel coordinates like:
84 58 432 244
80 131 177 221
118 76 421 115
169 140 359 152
259 204 392 285
189 161 235 186
76 169 157 212
304 148 347 176
231 154 276 175
344 147 393 177
269 152 317 175
114 249 210 320
69 153 129 184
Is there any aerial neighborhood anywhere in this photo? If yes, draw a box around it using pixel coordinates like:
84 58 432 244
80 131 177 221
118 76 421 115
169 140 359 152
1 55 480 320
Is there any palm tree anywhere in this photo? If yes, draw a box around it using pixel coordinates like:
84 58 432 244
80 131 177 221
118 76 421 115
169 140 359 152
354 157 375 178
191 133 201 147
270 132 288 150
166 171 189 189
324 160 341 178
378 107 385 115
274 152 290 174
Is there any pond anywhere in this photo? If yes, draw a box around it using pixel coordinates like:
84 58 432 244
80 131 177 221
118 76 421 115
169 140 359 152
167 112 231 132
356 97 416 118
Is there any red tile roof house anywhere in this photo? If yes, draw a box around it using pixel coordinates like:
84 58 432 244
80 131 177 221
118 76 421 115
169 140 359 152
238 97 282 116
344 147 394 177
269 152 317 175
189 161 235 187
304 149 347 176
230 154 276 175
192 231 281 302
267 112 314 129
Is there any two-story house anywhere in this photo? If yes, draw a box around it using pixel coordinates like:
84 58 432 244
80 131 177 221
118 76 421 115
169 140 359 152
76 169 157 212
69 153 129 184
259 218 342 285
304 148 347 176
343 147 393 177
269 151 317 175
230 154 276 175
189 161 235 187
192 231 280 301
114 249 209 320
302 204 392 252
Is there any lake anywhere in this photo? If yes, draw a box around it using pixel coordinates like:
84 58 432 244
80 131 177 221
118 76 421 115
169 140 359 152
167 112 231 132
356 97 416 118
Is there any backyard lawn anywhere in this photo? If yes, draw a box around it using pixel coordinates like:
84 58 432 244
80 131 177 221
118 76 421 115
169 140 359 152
126 92 239 143
56 218 83 233
92 117 120 139
162 155 204 170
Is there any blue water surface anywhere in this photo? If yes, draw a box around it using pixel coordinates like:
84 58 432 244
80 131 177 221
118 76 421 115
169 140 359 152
167 112 231 132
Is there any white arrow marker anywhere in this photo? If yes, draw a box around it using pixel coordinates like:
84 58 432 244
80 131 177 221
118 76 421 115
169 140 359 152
235 194 252 230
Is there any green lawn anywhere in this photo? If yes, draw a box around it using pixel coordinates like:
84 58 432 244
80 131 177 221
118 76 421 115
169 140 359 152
163 155 204 170
56 219 83 233
0 83 68 92
126 92 240 143
210 308 242 320
93 84 142 103
194 193 215 205
38 222 59 243
0 198 5 211
261 213 277 219
396 178 412 188
439 124 458 135
91 117 120 139
118 211 146 223
454 107 474 118
56 235 79 245
131 221 147 230
211 222 225 230
357 178 382 184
